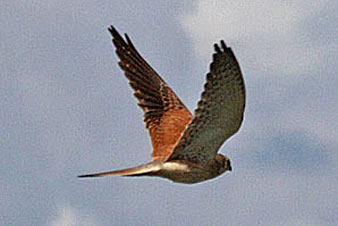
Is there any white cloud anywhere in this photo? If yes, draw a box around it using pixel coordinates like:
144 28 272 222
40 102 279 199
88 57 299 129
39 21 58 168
180 0 328 78
48 203 97 226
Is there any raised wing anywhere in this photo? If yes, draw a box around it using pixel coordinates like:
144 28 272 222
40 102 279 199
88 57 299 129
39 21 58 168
108 26 193 161
168 41 245 164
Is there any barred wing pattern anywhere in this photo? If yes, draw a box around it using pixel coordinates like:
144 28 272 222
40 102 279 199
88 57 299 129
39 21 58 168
168 41 245 165
109 26 193 161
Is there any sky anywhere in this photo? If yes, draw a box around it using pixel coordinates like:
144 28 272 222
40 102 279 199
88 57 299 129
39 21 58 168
1 1 338 225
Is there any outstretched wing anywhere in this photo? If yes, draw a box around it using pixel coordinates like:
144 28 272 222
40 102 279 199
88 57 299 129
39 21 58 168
168 41 245 165
108 26 193 162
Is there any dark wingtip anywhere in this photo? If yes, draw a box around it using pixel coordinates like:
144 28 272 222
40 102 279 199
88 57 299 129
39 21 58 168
220 40 228 51
215 40 229 54
107 25 115 35
107 25 122 40
214 43 221 53
125 33 131 44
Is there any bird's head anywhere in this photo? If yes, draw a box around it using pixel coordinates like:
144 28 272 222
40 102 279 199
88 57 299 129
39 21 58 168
214 154 232 175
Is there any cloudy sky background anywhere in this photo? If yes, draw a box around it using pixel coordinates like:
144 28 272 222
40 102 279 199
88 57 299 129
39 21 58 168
1 1 337 225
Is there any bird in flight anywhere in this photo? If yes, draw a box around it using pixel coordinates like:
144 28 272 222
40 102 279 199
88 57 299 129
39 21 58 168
78 25 245 184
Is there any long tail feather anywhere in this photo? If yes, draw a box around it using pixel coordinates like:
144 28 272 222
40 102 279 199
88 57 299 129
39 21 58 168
78 161 162 178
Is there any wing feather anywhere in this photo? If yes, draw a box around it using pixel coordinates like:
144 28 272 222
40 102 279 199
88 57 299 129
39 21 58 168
108 26 193 161
168 41 245 164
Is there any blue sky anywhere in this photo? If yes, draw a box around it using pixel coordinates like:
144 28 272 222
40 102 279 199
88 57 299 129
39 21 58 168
1 1 337 225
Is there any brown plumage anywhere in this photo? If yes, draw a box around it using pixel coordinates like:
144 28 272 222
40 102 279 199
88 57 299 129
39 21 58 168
110 26 193 161
78 26 245 184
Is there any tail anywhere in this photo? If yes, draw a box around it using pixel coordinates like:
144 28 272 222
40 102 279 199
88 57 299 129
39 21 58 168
78 161 162 178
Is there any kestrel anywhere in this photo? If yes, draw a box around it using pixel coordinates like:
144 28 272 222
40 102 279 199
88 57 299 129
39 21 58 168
79 26 245 184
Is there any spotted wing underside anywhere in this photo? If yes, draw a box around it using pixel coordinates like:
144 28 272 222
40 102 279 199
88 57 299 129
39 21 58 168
168 41 245 165
109 26 193 162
